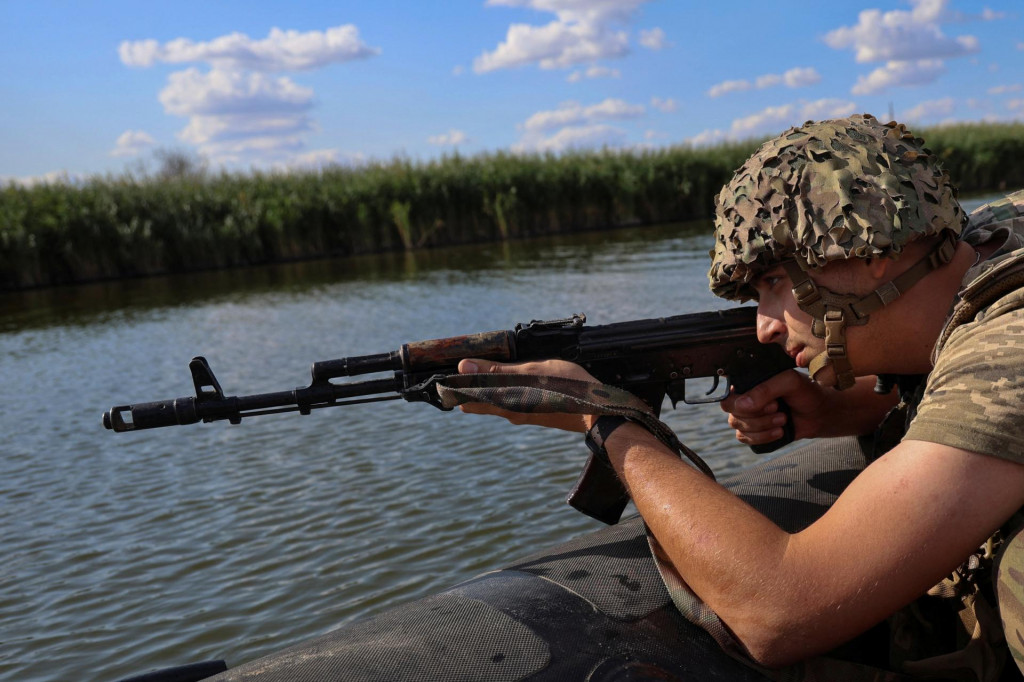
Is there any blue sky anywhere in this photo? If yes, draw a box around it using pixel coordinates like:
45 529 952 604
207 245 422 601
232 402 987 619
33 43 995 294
1 0 1021 184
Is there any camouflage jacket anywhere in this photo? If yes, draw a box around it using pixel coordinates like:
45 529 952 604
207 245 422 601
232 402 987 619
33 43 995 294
897 190 1024 682
848 190 1024 682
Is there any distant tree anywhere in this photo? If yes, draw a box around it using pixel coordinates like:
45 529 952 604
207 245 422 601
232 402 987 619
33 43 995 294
153 148 208 181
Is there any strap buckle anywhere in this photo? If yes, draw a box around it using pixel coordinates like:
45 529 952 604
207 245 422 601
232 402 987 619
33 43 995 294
792 279 821 308
929 234 957 269
824 309 848 359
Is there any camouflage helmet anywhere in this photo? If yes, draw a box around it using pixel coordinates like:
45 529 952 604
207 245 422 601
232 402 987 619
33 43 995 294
708 113 966 301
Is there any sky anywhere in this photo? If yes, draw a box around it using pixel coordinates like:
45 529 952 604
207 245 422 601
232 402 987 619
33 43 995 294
1 0 1021 185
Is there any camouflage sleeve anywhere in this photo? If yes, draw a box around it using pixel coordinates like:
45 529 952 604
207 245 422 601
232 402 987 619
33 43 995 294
905 292 1024 462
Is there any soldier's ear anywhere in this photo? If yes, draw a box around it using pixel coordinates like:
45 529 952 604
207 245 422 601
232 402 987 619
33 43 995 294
865 255 893 282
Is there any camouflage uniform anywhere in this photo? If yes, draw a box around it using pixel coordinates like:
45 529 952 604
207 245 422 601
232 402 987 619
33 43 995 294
897 189 1024 681
908 190 1024 458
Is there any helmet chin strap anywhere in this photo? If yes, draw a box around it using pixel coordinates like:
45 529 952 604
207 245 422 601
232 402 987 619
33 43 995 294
780 233 957 390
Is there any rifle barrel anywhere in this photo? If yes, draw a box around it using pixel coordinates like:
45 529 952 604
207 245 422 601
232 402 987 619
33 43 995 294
103 376 403 432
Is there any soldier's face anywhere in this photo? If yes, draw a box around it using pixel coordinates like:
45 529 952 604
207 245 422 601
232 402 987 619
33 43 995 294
752 265 823 370
752 260 882 388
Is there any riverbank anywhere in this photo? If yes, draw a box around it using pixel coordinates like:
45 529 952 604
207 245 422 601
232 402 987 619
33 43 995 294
2 121 1021 291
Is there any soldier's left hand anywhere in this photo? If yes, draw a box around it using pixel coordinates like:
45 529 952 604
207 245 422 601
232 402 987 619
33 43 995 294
456 358 599 433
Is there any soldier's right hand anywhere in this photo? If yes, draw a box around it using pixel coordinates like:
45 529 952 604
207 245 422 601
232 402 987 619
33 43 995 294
721 371 899 445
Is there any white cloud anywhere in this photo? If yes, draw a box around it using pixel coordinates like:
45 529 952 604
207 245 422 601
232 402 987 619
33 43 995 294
159 68 314 117
686 128 727 146
708 79 751 98
638 28 668 50
522 98 644 132
585 65 620 78
989 84 1022 95
485 0 647 26
119 25 379 72
110 130 157 157
515 96 646 151
121 24 378 168
709 67 820 98
782 67 821 88
474 0 651 72
824 0 979 63
474 19 629 71
901 97 956 121
1018 42 1024 51
119 40 161 68
513 124 628 153
179 113 313 146
650 97 678 113
566 65 621 82
428 129 469 145
689 98 857 145
1009 99 1024 112
154 68 316 163
798 98 859 121
851 59 945 94
729 105 800 137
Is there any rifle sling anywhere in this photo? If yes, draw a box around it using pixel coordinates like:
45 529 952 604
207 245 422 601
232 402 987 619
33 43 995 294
435 373 714 480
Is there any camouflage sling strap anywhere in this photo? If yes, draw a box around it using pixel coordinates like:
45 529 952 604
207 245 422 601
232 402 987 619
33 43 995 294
434 372 715 480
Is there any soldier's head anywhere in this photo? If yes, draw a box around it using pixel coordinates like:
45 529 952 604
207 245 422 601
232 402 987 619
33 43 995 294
708 113 965 389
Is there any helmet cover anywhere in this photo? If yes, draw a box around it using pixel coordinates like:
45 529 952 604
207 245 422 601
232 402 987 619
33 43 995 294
708 113 965 300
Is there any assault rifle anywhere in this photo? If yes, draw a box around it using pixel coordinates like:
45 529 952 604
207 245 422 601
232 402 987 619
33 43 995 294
102 307 795 524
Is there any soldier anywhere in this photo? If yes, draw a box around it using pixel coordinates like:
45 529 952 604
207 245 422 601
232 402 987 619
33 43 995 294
458 114 1024 680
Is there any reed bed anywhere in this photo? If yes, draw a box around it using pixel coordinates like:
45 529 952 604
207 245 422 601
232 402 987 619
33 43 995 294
2 121 1021 290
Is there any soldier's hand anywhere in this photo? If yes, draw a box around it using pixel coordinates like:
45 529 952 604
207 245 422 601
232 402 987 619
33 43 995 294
721 371 899 445
456 358 599 433
720 369 828 446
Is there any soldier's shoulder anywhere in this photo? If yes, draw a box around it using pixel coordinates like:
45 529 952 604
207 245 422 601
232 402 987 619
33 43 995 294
966 190 1024 230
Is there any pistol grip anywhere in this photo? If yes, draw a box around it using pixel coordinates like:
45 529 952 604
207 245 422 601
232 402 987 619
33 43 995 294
749 399 795 454
567 452 631 525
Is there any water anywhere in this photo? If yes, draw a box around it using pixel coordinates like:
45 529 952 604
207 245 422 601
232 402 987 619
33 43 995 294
0 197 995 681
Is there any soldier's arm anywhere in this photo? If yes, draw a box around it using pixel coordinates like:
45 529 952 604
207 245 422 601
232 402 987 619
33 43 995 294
607 426 1024 666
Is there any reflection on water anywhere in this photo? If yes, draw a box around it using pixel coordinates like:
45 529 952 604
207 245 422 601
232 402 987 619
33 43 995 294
0 195 1000 681
0 221 715 334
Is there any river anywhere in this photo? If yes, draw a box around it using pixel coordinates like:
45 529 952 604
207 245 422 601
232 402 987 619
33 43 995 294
0 197 994 681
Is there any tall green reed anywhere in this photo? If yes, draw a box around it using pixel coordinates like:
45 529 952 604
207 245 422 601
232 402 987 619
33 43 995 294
1 122 1020 290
